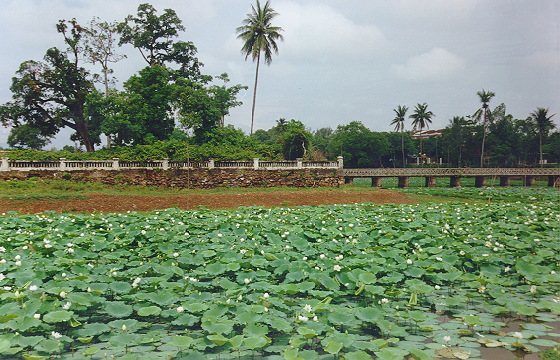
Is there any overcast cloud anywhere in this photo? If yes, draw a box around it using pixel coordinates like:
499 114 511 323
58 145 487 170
0 0 558 149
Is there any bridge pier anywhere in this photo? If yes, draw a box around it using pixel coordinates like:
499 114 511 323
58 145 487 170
398 176 409 188
523 176 536 187
549 175 560 187
475 176 486 187
371 177 382 187
500 176 511 187
450 176 461 187
425 176 437 187
345 177 354 185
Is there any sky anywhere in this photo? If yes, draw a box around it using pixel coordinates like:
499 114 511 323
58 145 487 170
0 0 559 150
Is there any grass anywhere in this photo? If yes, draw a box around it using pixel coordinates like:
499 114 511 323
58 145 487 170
0 177 554 204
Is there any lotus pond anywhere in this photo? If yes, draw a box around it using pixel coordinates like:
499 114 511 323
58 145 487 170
0 189 559 360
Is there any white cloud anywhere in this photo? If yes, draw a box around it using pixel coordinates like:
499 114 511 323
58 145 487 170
391 47 465 82
274 1 388 63
382 0 480 24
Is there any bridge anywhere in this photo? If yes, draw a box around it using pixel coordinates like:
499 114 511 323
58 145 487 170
342 167 560 188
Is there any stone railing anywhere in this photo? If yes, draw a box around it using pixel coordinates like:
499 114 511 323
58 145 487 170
0 156 343 172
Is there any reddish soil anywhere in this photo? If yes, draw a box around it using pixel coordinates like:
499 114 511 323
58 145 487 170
0 189 416 214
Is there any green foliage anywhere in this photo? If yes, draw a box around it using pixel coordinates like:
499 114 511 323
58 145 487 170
280 120 312 160
7 124 53 150
0 191 558 358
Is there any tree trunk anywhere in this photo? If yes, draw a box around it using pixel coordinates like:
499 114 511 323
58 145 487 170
250 52 261 136
401 127 405 168
539 133 543 168
75 121 95 152
480 107 487 168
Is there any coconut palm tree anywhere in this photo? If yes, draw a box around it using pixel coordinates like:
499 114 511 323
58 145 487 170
409 103 434 164
236 0 284 136
391 105 408 167
473 89 495 167
530 107 556 167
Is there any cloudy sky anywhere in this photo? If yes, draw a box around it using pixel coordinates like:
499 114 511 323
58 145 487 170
0 0 558 149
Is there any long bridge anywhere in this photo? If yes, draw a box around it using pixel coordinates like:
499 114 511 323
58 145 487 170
342 167 560 188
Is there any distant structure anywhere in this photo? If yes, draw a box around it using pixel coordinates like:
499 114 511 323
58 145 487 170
411 129 443 139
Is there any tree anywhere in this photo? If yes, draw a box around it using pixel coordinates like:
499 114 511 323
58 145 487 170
409 103 434 163
7 124 53 150
530 107 556 167
83 17 126 96
117 3 203 80
391 105 408 167
473 89 495 167
236 0 284 135
280 120 312 160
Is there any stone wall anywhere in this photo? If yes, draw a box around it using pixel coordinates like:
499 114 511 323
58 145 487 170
0 168 344 189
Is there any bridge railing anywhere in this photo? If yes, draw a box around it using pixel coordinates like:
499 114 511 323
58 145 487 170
343 168 560 177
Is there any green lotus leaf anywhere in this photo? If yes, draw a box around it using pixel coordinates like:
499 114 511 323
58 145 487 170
184 303 209 313
109 282 133 294
0 339 11 353
82 347 101 356
343 350 375 360
137 305 162 316
34 339 60 353
297 327 318 339
207 334 228 346
243 335 269 350
104 301 133 318
109 333 140 347
374 347 410 360
42 310 73 323
201 320 233 335
243 323 269 337
323 341 343 355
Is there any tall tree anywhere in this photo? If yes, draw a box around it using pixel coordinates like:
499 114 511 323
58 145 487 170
473 89 495 167
0 19 97 152
391 105 408 167
236 0 284 135
530 107 556 167
83 17 126 97
409 103 434 163
117 3 203 80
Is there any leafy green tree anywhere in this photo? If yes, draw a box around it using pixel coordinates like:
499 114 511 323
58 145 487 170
7 124 53 150
118 3 203 80
0 20 98 151
312 127 333 154
236 0 284 135
391 105 408 168
473 89 495 167
280 120 312 160
530 107 556 167
409 103 434 162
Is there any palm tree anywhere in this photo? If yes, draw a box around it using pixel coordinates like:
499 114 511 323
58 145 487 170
391 105 408 167
236 0 284 136
530 107 556 167
409 103 434 165
473 89 495 167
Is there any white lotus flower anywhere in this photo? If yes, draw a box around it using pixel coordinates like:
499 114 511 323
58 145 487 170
0 273 5 281
381 298 389 304
303 304 312 312
15 255 20 260
435 285 441 290
173 252 179 257
59 291 67 298
62 302 71 310
530 285 537 294
51 331 62 339
33 313 41 319
406 259 413 265
244 278 251 284
122 324 127 331
177 306 184 313
298 315 309 322
0 247 4 252
263 293 269 299
513 332 523 339
443 336 451 342
504 266 511 272
333 265 342 272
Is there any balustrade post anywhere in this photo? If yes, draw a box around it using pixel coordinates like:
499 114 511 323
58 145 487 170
60 158 66 171
162 158 169 170
1 157 9 171
208 159 215 169
253 158 259 170
296 158 303 169
112 158 120 170
337 156 344 170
